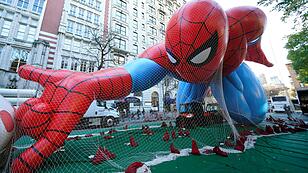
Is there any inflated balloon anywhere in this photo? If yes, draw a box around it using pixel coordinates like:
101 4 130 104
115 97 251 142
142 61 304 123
0 95 15 168
12 0 272 172
0 95 15 152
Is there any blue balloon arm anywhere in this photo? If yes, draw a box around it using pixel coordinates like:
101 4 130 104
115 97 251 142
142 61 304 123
212 63 268 124
124 58 170 93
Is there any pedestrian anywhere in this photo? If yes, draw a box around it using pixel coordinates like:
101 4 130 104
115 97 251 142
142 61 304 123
284 104 292 119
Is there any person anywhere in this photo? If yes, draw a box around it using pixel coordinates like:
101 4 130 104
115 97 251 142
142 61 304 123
136 109 141 119
284 104 292 119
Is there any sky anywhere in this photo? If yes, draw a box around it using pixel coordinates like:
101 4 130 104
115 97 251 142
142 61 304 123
191 0 295 87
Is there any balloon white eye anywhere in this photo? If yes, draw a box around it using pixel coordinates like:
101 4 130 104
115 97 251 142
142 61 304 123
190 47 211 65
167 52 177 64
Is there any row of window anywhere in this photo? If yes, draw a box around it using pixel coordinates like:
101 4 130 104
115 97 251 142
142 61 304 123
114 19 165 36
0 9 39 26
69 4 100 24
1 0 45 14
75 0 101 11
0 19 36 42
60 54 127 72
114 0 127 10
63 38 97 55
66 20 95 38
61 57 96 72
113 8 165 24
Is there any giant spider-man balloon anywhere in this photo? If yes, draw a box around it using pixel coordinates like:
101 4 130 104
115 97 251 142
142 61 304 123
12 0 272 172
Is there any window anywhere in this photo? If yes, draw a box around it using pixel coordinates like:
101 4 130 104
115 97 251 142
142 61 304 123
133 0 137 5
0 46 3 59
80 0 85 4
16 24 27 40
27 27 36 42
133 20 138 29
70 5 77 16
149 37 156 45
94 14 99 24
1 0 12 4
133 32 138 42
96 1 101 10
151 91 159 107
63 38 71 50
149 16 156 25
133 8 138 17
148 0 155 4
84 26 90 38
115 0 127 9
17 0 29 9
72 40 80 52
142 35 145 43
1 20 11 37
87 11 92 21
61 58 68 69
114 23 126 36
79 8 85 19
20 16 28 23
88 0 94 6
159 12 164 20
113 54 125 65
67 20 74 33
88 61 95 72
10 48 29 72
149 27 157 36
32 0 45 14
132 44 138 54
71 59 78 71
114 38 126 50
6 12 14 20
31 19 39 26
142 23 145 30
169 9 173 15
141 2 144 8
148 5 155 14
141 12 145 19
160 23 165 32
76 23 83 36
80 60 87 72
115 11 126 22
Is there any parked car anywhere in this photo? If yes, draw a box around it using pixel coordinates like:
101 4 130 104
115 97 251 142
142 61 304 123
77 100 120 129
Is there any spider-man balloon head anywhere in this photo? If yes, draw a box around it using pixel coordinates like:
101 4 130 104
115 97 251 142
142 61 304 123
165 0 228 83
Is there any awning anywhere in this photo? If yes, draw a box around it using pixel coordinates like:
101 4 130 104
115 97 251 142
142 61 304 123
124 96 140 103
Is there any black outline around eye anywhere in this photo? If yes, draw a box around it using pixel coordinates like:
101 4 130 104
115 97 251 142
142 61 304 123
187 31 219 67
166 48 180 65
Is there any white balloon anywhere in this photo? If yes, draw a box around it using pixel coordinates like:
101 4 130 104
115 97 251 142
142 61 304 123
0 95 15 153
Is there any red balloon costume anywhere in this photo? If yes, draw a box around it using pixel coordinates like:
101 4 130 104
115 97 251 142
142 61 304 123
12 0 272 172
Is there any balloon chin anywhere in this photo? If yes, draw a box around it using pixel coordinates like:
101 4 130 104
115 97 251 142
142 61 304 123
137 164 152 173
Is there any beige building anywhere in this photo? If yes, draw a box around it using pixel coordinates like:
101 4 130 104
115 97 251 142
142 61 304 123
0 0 186 111
0 0 46 88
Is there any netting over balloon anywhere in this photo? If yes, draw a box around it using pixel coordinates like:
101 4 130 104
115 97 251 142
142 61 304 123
1 0 308 173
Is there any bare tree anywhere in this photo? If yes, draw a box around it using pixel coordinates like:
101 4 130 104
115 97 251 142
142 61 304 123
86 27 119 70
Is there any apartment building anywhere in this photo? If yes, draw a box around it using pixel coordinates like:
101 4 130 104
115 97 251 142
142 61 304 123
0 0 46 88
107 0 185 111
0 0 186 111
